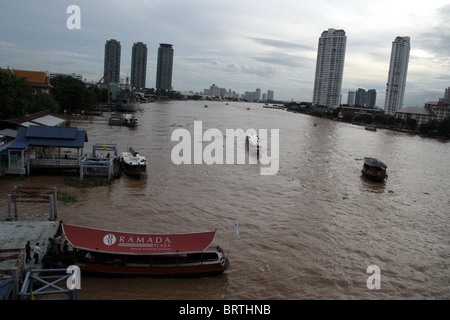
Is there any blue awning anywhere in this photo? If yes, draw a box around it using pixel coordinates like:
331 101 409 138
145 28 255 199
8 139 30 149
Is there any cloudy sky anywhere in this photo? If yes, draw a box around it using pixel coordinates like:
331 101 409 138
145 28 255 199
1 0 449 106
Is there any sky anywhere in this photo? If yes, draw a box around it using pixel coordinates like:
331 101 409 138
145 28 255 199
1 0 449 106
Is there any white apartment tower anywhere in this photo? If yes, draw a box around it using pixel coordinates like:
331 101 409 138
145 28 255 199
384 36 410 115
313 28 347 109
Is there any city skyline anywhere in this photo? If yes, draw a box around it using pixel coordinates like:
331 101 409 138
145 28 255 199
0 1 448 106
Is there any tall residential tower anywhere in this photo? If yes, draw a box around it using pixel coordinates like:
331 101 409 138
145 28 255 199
104 39 121 84
384 36 410 115
156 43 174 91
131 42 148 89
312 28 347 109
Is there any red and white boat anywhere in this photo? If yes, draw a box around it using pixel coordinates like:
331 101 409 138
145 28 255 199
61 224 230 277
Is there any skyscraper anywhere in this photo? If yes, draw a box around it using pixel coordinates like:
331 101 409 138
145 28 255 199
131 42 147 89
156 43 174 91
384 36 410 115
366 89 377 107
104 39 121 84
312 28 347 109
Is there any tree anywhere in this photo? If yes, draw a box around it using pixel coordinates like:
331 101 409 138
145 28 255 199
51 75 96 113
438 117 450 137
406 118 418 131
0 69 34 119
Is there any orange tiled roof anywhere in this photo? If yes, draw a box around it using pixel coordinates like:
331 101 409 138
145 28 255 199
1 68 52 89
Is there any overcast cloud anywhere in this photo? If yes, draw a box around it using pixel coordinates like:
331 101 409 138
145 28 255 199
1 0 449 106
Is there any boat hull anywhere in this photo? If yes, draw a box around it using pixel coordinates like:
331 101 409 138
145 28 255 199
362 169 388 182
116 101 139 112
74 259 229 277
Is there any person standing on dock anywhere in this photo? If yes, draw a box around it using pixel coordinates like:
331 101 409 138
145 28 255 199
25 241 31 263
33 243 41 264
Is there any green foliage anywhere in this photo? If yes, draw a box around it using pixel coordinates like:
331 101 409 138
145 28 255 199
0 69 60 119
0 69 34 119
50 75 96 114
437 117 450 137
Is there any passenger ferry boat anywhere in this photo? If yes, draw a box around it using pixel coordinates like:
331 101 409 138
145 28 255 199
61 224 230 277
362 157 388 182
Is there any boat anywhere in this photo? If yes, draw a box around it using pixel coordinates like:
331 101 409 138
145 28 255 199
116 89 140 111
115 77 140 112
121 147 147 178
121 114 138 127
365 125 377 131
362 157 388 182
60 224 230 277
109 113 138 127
246 134 261 151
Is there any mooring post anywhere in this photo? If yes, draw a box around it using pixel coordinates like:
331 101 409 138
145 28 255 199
49 195 54 221
7 194 12 221
53 187 57 219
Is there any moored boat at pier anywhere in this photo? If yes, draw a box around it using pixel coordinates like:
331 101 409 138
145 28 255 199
121 147 146 178
61 224 230 277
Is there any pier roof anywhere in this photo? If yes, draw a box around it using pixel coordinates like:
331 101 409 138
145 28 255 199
14 126 87 148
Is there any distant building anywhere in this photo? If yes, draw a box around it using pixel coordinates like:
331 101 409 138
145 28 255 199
104 39 121 84
439 87 450 105
131 42 147 89
312 28 347 109
347 91 356 106
355 88 366 106
384 36 410 115
367 89 377 107
395 89 450 125
1 68 52 93
156 43 174 91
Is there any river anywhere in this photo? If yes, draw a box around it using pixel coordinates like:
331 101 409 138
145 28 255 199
1 100 448 299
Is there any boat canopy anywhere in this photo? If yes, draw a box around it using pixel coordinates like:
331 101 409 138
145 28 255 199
364 157 387 169
62 224 216 255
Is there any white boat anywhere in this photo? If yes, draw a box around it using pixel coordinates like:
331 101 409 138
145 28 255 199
121 147 147 179
246 134 261 151
121 114 138 127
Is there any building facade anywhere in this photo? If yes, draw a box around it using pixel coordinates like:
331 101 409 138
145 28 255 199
104 39 121 84
384 36 410 115
156 43 174 91
312 28 347 109
131 42 148 89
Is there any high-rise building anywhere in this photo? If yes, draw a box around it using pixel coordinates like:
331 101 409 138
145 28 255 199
267 90 274 101
384 36 410 115
131 42 147 89
156 43 174 91
366 89 377 107
104 39 121 84
355 88 367 106
347 91 356 106
312 28 347 109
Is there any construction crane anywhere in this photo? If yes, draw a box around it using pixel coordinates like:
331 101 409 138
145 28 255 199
91 73 111 105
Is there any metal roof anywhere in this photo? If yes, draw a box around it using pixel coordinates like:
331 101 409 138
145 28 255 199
14 126 87 148
31 115 66 127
